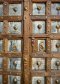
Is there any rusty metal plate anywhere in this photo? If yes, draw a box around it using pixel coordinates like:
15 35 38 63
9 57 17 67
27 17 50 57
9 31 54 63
8 58 21 70
0 58 3 69
38 40 46 52
51 3 60 15
33 3 45 15
32 21 45 34
8 75 21 84
51 77 60 84
9 4 21 16
51 58 60 70
32 77 45 84
51 21 60 33
8 40 21 52
0 5 3 16
32 58 45 70
51 40 60 52
9 22 21 34
0 22 3 33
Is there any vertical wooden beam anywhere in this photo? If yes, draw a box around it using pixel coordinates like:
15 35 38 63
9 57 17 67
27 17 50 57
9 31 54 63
23 0 30 84
3 1 9 84
46 1 51 84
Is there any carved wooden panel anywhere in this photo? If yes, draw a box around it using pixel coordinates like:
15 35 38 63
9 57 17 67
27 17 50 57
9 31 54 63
0 0 60 84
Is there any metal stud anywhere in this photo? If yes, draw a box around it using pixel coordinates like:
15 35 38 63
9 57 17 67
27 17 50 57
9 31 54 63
37 24 42 30
13 7 17 12
56 7 60 11
36 61 41 69
56 24 60 29
24 7 27 10
37 79 41 84
55 80 59 84
13 77 17 84
56 43 60 48
13 26 18 31
37 6 42 11
55 61 60 66
55 61 60 70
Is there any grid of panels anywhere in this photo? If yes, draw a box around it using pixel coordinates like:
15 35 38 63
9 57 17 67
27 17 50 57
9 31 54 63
0 0 23 84
30 0 60 84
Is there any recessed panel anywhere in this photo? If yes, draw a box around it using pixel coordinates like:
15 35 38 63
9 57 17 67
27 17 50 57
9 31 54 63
8 58 21 70
8 75 21 84
51 40 60 52
33 3 45 15
0 40 3 52
32 58 45 70
51 21 60 33
0 58 3 69
32 77 45 84
0 75 2 84
51 3 60 15
0 22 3 33
0 5 3 16
9 22 21 34
9 4 21 16
51 77 60 84
8 40 21 52
33 21 45 34
51 58 60 70
38 40 46 52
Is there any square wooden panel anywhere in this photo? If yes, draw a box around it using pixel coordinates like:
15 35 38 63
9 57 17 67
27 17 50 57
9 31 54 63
32 77 45 84
51 58 60 70
51 21 60 33
38 40 46 52
51 40 60 52
51 77 60 84
0 4 3 16
8 58 21 70
8 75 21 84
33 3 45 15
32 21 45 34
9 4 21 16
32 58 45 70
51 3 60 15
8 40 21 52
9 22 21 34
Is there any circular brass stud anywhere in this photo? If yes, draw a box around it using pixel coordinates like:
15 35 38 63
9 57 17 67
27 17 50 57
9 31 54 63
13 26 18 31
37 79 41 84
55 61 60 67
37 6 42 11
13 77 17 83
36 61 41 67
24 7 28 11
56 43 60 48
56 7 60 11
56 24 60 29
55 79 59 84
37 24 42 30
13 7 17 12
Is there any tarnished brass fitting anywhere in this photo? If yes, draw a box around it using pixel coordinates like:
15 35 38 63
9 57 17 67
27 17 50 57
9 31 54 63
37 6 42 11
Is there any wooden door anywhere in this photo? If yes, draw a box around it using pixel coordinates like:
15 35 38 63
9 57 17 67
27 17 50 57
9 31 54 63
0 0 60 84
